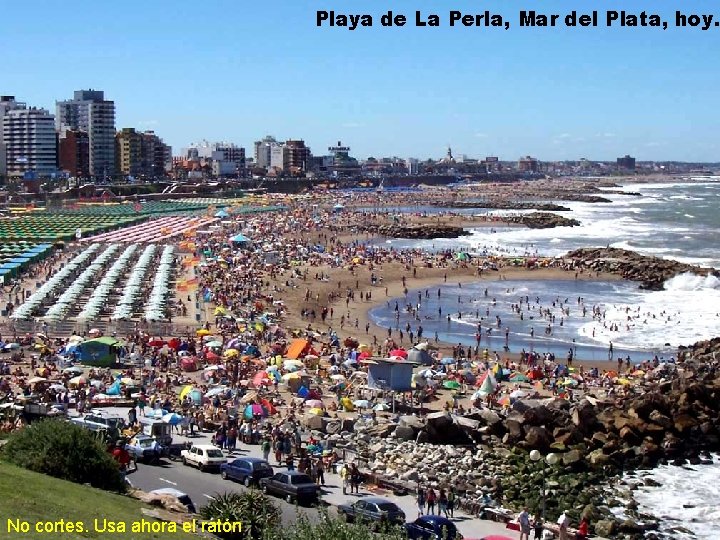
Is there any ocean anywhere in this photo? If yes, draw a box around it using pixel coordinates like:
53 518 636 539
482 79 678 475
367 179 720 537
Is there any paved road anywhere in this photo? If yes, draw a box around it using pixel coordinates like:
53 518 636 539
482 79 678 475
127 450 323 525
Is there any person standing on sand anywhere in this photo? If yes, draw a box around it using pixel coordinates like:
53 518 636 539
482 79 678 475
416 486 426 517
557 511 570 540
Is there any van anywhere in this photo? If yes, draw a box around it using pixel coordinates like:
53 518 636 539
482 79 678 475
138 417 173 446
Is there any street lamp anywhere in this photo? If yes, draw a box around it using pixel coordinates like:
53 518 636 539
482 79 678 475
529 450 559 521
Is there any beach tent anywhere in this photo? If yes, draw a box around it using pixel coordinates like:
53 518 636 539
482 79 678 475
214 209 230 218
229 233 250 244
367 359 415 391
78 336 121 367
285 338 310 360
407 346 433 366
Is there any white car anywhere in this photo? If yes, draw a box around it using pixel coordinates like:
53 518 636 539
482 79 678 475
180 444 226 472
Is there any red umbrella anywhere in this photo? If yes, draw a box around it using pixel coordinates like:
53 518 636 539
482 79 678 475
390 349 408 359
252 372 270 387
358 351 371 359
180 358 198 372
206 351 221 364
168 338 181 350
148 337 164 347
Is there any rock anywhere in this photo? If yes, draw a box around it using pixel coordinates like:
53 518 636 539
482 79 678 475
562 449 583 465
503 212 581 229
588 449 610 466
674 413 699 433
401 470 419 482
648 410 672 428
524 426 552 449
506 419 524 440
571 399 598 431
393 425 416 441
478 408 502 426
594 519 618 537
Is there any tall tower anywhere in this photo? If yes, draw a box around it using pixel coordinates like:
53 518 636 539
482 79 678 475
57 89 116 179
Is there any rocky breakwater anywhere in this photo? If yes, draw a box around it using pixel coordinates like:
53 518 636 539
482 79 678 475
432 201 572 211
502 212 580 229
565 247 720 290
368 224 471 239
336 367 720 538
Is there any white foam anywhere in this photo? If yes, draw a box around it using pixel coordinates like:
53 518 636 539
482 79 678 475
577 273 720 350
615 456 720 539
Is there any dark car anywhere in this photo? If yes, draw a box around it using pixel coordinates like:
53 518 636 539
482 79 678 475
337 497 406 528
221 457 274 487
405 515 461 540
259 471 320 504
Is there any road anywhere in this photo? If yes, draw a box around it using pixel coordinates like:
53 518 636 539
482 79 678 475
127 450 324 525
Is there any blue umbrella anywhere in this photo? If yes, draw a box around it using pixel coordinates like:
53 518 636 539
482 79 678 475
440 357 455 365
189 390 203 404
162 413 183 425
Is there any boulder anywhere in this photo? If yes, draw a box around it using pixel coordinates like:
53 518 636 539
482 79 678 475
594 519 618 537
393 425 416 441
588 449 610 466
524 426 552 449
674 413 699 433
562 449 583 465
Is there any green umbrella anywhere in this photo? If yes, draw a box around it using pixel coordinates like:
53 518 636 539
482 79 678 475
443 380 461 390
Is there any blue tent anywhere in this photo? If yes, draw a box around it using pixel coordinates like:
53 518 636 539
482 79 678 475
215 209 230 218
229 233 250 244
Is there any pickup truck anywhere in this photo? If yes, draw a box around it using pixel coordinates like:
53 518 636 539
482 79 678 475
259 471 320 504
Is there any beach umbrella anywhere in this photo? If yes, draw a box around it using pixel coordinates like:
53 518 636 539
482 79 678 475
28 376 48 384
223 349 239 359
353 399 370 409
389 349 407 359
63 366 83 375
205 351 221 363
179 385 194 400
373 403 391 411
205 387 226 398
49 383 66 391
308 407 324 416
206 340 223 348
213 307 227 316
69 375 87 386
305 399 324 409
443 380 461 390
196 328 211 337
509 373 530 383
162 412 183 425
440 357 455 365
253 372 271 387
617 378 632 386
260 398 277 415
281 372 300 382
189 390 203 404
147 337 164 347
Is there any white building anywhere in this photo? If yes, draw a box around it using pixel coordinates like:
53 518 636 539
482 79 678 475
253 135 277 169
56 89 116 179
270 144 285 170
2 105 57 178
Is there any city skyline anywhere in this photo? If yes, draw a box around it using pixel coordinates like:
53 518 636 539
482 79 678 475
2 0 719 162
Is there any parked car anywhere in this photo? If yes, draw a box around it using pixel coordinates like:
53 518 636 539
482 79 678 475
221 457 274 487
137 417 173 446
259 471 320 504
405 515 462 540
337 497 405 528
70 411 126 438
126 434 166 464
180 444 226 472
149 488 196 513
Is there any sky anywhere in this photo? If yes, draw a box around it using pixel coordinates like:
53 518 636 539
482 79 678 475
2 0 719 162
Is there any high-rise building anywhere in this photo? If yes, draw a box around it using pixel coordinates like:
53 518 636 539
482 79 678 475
56 89 116 179
518 156 539 173
283 140 311 175
617 155 636 171
0 96 27 178
253 135 277 169
115 128 143 177
142 131 172 178
116 128 171 179
1 98 57 179
58 128 90 178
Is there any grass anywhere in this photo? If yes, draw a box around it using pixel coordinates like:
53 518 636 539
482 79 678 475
0 461 201 539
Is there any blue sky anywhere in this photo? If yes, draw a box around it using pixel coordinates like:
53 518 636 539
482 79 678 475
2 0 718 161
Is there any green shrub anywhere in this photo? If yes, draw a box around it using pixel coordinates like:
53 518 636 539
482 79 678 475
200 491 281 540
0 419 124 492
266 510 407 540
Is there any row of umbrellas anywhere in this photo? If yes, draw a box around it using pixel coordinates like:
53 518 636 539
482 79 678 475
84 216 218 244
112 245 157 320
11 245 101 320
77 244 138 320
44 245 120 320
144 245 175 321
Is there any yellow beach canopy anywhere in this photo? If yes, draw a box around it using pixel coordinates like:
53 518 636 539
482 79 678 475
196 328 212 337
223 349 239 359
180 385 194 399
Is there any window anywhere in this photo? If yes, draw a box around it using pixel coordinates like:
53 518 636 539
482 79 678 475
207 449 224 458
290 474 313 485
